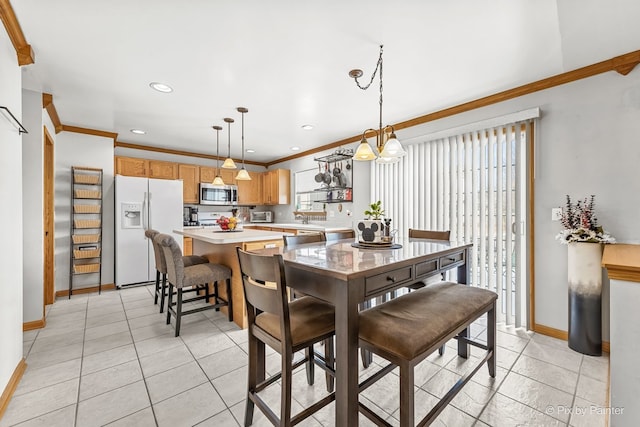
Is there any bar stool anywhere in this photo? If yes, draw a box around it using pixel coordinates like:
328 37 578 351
144 229 209 313
156 233 232 336
282 232 325 246
325 229 355 241
236 248 335 426
358 282 497 426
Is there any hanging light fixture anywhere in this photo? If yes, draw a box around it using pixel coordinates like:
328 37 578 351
235 107 251 181
349 45 406 164
212 125 225 186
221 118 237 169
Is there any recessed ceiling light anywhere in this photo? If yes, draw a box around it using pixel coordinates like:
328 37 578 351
290 146 301 151
149 82 173 93
246 149 256 153
301 124 314 130
130 129 146 135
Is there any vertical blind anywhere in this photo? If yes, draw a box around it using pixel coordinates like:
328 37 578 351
372 119 534 327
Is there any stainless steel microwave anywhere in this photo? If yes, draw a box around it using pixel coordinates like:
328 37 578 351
199 183 238 206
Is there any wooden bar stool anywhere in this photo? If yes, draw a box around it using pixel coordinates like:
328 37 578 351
144 229 208 313
358 282 497 426
236 248 336 426
156 233 232 336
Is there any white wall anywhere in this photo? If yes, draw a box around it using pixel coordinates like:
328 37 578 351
0 28 24 396
55 133 115 292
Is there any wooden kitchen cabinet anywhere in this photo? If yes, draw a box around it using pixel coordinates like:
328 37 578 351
148 160 178 179
199 166 216 183
242 239 283 251
178 164 199 203
237 171 263 205
262 169 290 205
115 156 149 177
183 237 193 256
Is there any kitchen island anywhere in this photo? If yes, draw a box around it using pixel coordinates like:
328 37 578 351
244 223 352 234
175 227 293 328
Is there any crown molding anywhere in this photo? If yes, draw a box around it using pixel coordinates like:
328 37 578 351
0 0 34 65
114 141 266 167
265 49 640 167
60 124 118 141
42 93 63 133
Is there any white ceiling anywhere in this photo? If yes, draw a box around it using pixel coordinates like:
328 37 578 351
13 0 640 163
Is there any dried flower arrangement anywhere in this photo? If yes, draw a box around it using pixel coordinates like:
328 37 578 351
555 195 615 244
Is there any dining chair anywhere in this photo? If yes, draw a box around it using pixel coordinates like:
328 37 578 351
236 248 335 426
406 228 451 290
144 229 209 313
156 233 233 336
325 229 355 241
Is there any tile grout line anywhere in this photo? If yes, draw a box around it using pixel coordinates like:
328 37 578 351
73 296 90 427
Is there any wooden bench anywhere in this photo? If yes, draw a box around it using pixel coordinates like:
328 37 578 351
358 281 497 426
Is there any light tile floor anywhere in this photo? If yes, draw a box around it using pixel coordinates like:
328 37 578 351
1 285 610 426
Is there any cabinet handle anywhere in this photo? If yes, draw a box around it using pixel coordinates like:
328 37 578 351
387 276 396 282
447 256 458 261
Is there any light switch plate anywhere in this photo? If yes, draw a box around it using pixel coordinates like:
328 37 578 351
551 208 562 221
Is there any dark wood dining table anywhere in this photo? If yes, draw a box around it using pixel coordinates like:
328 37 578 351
259 237 473 426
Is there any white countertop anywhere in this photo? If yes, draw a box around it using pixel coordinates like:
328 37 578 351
247 223 352 232
175 227 292 244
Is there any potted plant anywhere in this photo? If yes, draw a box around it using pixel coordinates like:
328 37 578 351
356 201 386 242
556 195 614 356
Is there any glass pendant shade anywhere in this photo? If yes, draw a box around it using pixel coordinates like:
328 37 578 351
353 139 377 161
221 158 237 169
212 175 225 186
375 154 401 165
379 135 406 159
235 168 251 181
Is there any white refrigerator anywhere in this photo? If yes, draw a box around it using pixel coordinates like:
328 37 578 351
115 175 183 287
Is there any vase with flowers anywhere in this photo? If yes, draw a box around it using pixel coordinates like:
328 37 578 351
556 195 614 356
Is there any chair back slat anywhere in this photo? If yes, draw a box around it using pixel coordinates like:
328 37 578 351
325 230 355 241
236 248 289 317
408 229 451 241
156 233 184 287
145 229 165 273
283 233 325 246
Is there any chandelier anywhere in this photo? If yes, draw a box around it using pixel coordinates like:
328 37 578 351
349 45 406 164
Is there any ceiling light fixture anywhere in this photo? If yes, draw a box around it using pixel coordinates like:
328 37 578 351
246 149 255 153
290 146 301 151
130 129 146 135
149 82 173 93
212 125 225 186
301 124 314 130
221 118 237 169
235 107 251 181
349 45 406 164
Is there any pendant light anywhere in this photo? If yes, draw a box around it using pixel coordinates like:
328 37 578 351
349 45 406 163
221 118 237 169
212 125 225 186
235 107 251 181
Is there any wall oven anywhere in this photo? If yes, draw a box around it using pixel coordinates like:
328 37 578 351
199 183 238 206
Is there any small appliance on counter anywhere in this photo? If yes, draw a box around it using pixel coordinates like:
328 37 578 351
250 211 273 223
183 206 199 226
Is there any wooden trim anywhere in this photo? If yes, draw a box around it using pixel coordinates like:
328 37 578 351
0 359 26 421
55 283 115 297
265 49 640 167
602 244 640 282
529 124 536 329
60 125 118 141
533 323 610 353
43 126 55 306
23 318 45 331
42 93 63 133
114 141 266 167
0 0 34 65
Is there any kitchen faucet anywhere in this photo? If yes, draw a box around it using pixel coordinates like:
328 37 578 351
295 213 309 224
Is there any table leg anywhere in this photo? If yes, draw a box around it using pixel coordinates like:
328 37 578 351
457 248 472 358
334 278 361 426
